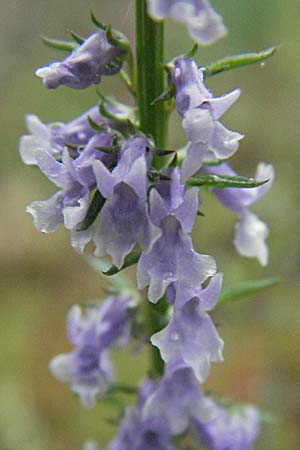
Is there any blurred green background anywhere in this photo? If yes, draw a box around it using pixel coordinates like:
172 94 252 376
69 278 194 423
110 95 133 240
1 0 299 449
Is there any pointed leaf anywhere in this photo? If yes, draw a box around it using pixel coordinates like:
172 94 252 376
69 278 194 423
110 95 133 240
87 115 106 132
104 251 141 276
106 25 129 51
90 10 107 30
151 84 175 106
68 29 84 44
203 46 277 78
107 383 137 395
85 255 137 293
41 36 76 52
79 190 105 231
187 173 269 189
218 277 280 306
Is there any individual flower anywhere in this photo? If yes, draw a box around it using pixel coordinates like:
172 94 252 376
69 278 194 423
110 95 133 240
25 129 114 253
19 106 101 164
107 360 212 450
92 135 161 268
137 168 216 302
192 399 261 450
143 357 213 434
203 162 274 265
36 29 127 89
50 295 134 409
151 274 224 383
107 377 174 450
147 0 227 45
171 57 243 182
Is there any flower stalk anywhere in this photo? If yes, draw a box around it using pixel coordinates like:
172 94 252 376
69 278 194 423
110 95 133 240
136 0 168 377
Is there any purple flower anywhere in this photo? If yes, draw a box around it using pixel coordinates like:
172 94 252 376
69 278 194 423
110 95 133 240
36 30 126 89
147 0 227 45
137 168 216 302
143 357 213 434
25 129 114 253
50 295 134 409
92 136 161 268
151 274 224 383
19 106 102 165
107 377 174 450
192 400 261 450
171 58 242 182
204 162 274 265
107 360 212 450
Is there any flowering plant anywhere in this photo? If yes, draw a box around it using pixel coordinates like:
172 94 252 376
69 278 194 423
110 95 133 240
20 1 277 449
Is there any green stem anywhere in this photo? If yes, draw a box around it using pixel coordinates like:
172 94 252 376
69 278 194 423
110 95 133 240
135 0 167 149
136 0 168 377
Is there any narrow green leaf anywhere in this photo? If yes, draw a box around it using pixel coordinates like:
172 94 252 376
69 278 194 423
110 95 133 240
87 115 106 132
107 383 137 395
79 190 105 231
90 10 107 30
154 148 175 157
151 84 175 106
187 173 269 190
203 46 277 78
185 43 198 58
40 36 76 52
104 251 141 276
218 277 280 306
85 255 137 295
119 69 135 96
68 30 84 44
106 25 129 51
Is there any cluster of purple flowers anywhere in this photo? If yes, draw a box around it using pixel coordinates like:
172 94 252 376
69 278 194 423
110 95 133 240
20 2 273 449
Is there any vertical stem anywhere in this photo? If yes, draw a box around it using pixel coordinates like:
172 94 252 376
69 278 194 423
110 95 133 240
136 0 168 377
135 0 167 149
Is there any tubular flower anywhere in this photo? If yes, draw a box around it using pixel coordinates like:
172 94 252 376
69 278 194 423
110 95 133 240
137 168 216 303
151 274 224 383
36 30 127 89
203 162 274 265
92 135 161 268
146 0 227 45
192 399 261 450
50 295 135 409
171 57 243 182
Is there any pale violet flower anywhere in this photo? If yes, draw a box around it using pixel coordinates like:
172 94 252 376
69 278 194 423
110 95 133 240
171 57 243 182
92 135 161 268
107 360 212 450
26 130 114 253
36 30 126 89
137 168 216 303
151 274 224 383
234 211 269 266
147 0 227 45
143 357 213 434
107 378 174 450
204 162 274 265
192 399 261 450
50 295 134 409
19 106 101 165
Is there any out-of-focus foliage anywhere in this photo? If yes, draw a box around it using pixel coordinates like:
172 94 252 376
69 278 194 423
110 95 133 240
0 0 299 449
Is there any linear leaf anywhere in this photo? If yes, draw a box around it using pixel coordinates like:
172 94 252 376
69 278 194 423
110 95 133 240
218 277 280 306
188 173 269 189
41 36 76 52
104 251 141 276
203 46 277 78
79 190 105 231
